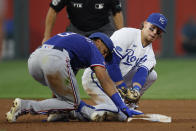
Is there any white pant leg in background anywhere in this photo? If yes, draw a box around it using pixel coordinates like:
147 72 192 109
123 68 157 96
83 67 157 102
140 70 157 95
82 67 114 105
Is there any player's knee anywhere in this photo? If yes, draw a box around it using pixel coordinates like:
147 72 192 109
46 72 63 87
149 70 157 83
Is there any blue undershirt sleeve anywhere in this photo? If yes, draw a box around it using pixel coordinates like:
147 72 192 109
132 66 149 87
106 53 123 82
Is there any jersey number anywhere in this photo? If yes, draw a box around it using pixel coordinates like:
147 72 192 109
57 32 76 37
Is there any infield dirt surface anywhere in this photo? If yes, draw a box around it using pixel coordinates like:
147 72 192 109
0 99 196 131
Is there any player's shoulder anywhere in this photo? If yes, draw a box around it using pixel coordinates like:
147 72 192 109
114 27 140 38
112 27 140 37
118 27 140 33
145 44 156 57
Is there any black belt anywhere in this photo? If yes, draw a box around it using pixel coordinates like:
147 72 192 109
53 46 64 52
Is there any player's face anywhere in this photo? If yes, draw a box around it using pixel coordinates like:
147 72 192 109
143 22 163 43
95 39 109 58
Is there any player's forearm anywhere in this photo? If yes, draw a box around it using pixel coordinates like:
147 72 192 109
43 8 57 43
98 72 117 96
98 73 127 109
94 66 117 96
113 12 124 30
115 80 124 86
94 66 135 116
132 67 149 90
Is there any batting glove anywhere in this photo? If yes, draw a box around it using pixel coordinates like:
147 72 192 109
121 105 143 117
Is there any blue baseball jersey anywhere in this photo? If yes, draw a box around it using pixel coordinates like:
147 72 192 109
106 53 123 82
44 32 106 71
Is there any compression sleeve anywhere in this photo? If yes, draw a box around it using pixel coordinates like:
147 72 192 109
106 53 123 82
132 67 149 87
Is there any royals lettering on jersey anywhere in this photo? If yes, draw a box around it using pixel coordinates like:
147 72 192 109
115 47 147 67
111 27 156 76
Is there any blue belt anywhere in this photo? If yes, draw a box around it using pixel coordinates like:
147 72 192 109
40 45 73 59
40 45 64 52
52 46 74 59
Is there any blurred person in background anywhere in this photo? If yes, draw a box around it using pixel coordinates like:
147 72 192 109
0 0 6 60
42 0 124 44
182 17 196 54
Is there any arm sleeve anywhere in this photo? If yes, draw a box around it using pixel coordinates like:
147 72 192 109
132 67 149 87
50 0 67 12
110 0 122 15
107 53 123 82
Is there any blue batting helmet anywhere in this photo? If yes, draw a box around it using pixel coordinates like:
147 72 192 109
89 32 114 61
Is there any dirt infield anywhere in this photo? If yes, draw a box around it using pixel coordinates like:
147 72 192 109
0 99 196 131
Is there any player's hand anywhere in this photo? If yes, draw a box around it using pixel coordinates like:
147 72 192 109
121 106 143 117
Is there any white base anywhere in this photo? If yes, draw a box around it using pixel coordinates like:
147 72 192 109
127 114 172 123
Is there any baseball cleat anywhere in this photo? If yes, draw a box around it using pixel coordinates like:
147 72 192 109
47 111 77 122
90 111 107 122
6 98 22 122
47 113 69 122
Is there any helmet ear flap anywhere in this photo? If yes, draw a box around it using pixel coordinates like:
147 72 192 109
105 52 113 62
89 32 114 62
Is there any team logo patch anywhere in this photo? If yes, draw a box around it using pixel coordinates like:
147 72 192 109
72 2 83 8
116 3 122 8
116 46 123 52
159 17 165 25
52 0 61 6
95 3 104 9
133 44 137 47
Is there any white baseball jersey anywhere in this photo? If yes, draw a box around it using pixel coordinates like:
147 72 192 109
110 27 156 76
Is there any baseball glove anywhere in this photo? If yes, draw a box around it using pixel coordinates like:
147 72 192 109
118 87 140 104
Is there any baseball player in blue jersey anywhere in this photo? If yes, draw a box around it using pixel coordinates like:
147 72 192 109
6 32 142 122
82 13 168 118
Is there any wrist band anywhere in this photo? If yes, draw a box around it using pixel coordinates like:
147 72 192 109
117 82 127 89
133 85 141 91
111 92 126 109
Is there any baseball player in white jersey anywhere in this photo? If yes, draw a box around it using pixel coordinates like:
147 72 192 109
82 13 168 117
